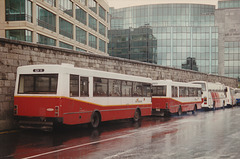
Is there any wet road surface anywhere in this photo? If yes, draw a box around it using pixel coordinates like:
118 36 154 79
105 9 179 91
1 107 240 159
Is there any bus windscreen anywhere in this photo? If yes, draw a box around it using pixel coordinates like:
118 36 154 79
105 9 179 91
18 74 58 94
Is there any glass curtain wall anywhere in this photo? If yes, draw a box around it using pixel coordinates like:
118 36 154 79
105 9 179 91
5 0 32 22
109 4 217 74
36 6 56 32
224 41 240 78
219 0 240 9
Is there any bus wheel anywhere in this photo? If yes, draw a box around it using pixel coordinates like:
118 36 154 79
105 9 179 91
177 106 182 116
192 105 197 114
133 109 141 122
90 112 101 128
213 101 216 111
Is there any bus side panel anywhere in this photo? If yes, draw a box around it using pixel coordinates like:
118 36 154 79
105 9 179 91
61 97 152 125
152 97 181 113
152 97 202 113
210 92 224 108
100 104 152 122
14 96 61 117
61 98 92 125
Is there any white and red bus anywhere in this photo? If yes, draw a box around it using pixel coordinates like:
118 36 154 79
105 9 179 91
152 80 202 116
225 86 236 107
234 88 240 105
14 64 152 130
191 81 226 110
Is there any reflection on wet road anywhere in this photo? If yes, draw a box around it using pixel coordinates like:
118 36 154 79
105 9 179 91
1 107 240 159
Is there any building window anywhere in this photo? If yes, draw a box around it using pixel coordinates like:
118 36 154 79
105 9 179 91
76 5 87 25
76 47 87 52
99 22 106 36
37 34 56 46
99 39 106 52
36 6 56 32
59 41 73 50
5 0 32 22
89 33 97 49
6 29 32 42
59 17 73 39
99 5 106 21
88 0 97 13
76 26 87 44
89 15 97 31
59 0 73 17
44 0 56 7
79 0 86 6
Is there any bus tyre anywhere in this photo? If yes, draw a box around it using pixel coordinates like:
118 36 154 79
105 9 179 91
177 106 182 116
90 112 101 128
192 105 197 114
133 109 141 122
213 101 216 111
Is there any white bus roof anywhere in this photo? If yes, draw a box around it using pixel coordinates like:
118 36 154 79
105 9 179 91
191 81 225 89
17 64 152 83
152 80 201 88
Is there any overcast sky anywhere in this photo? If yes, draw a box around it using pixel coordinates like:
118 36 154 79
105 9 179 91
106 0 219 9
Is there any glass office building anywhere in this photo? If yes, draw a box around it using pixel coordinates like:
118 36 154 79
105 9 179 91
109 4 218 74
215 0 240 78
1 0 109 55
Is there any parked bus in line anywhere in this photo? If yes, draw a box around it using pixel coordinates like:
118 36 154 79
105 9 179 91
191 81 226 110
225 86 236 107
152 80 202 116
14 64 152 130
234 88 240 105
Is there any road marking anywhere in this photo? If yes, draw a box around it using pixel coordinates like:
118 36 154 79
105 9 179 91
0 130 19 135
22 132 136 159
23 123 176 159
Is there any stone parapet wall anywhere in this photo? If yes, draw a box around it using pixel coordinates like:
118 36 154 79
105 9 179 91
0 38 237 131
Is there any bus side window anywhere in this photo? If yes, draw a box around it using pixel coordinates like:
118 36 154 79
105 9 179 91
133 82 143 97
198 88 202 97
172 86 178 97
70 75 79 97
93 77 108 96
109 79 121 97
143 83 151 97
122 81 132 97
80 77 89 97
